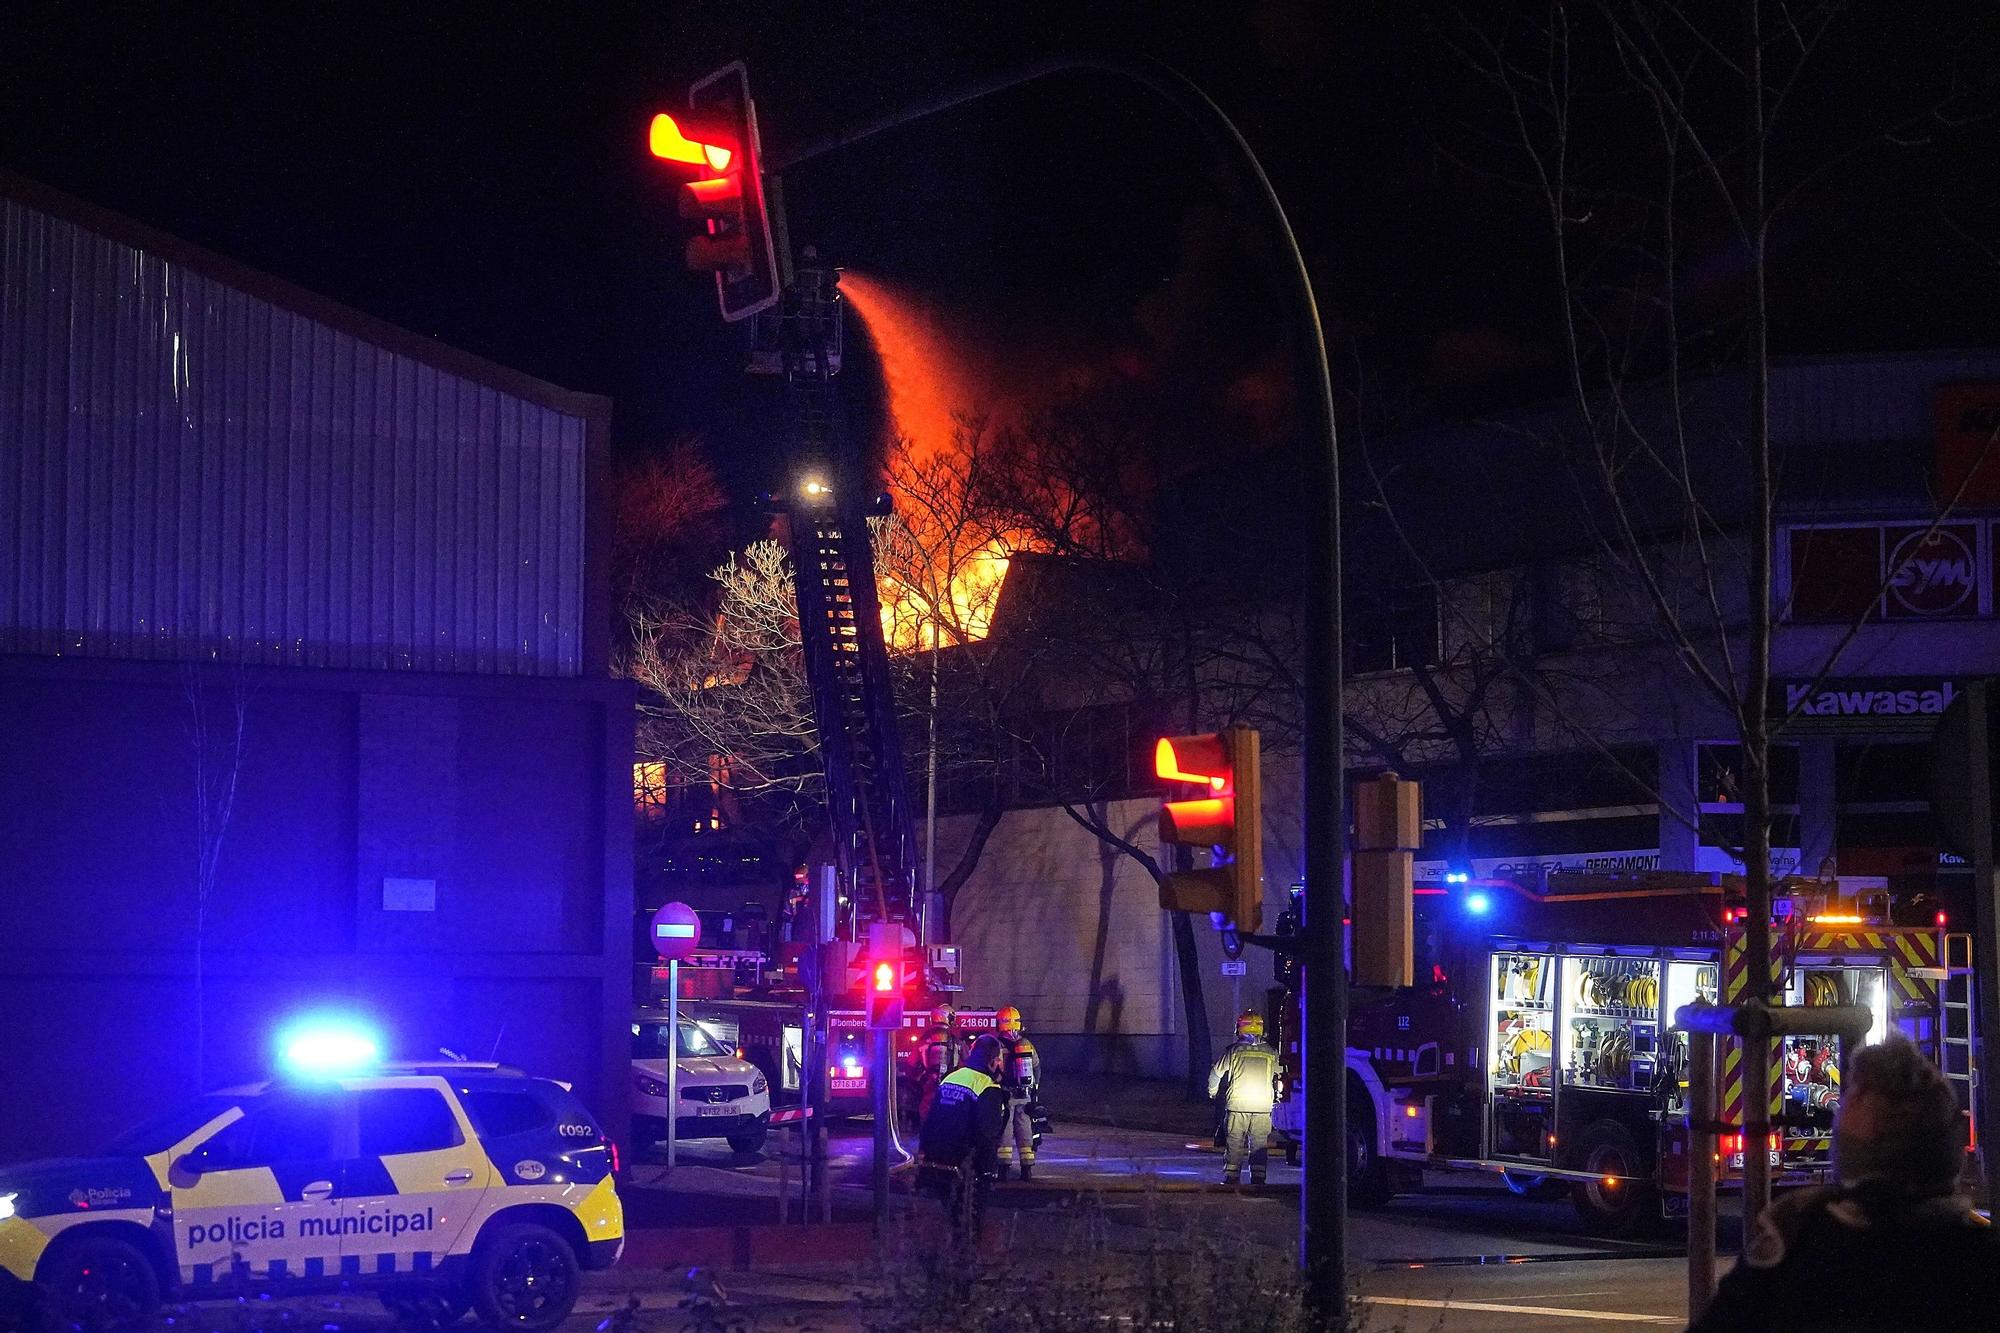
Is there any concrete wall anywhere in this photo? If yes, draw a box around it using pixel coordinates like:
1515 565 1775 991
942 753 1306 1082
0 654 634 1162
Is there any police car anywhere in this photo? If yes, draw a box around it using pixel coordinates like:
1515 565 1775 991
630 1012 771 1154
0 1039 623 1330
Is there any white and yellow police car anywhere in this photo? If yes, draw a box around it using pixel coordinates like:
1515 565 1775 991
0 1030 623 1330
630 1011 771 1154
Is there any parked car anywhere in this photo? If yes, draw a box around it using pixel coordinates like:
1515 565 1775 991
631 1010 772 1154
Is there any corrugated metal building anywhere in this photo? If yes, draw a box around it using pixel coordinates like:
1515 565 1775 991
0 172 634 1158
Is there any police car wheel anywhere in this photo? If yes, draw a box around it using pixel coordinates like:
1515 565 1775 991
727 1125 767 1155
43 1234 160 1325
471 1222 580 1331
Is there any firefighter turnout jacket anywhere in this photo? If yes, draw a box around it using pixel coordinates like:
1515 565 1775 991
1207 1038 1279 1113
917 1067 1006 1177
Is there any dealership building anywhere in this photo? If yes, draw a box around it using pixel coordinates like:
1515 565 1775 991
0 173 634 1157
933 350 2000 1079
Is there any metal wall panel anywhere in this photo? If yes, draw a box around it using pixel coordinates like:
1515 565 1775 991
1768 352 2000 447
0 197 586 675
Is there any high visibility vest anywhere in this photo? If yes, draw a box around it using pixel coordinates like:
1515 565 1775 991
939 1066 995 1098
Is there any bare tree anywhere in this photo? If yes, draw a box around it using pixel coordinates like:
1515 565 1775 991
626 427 1038 916
1440 0 1995 1219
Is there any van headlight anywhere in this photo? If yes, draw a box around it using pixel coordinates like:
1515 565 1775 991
0 1192 16 1221
752 1075 768 1096
635 1075 669 1098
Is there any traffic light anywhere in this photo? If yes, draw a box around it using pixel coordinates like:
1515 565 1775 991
1154 726 1263 932
1352 773 1419 988
647 61 781 323
866 957 905 1030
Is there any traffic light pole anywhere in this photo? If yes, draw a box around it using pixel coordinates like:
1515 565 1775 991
1964 681 2000 1208
767 53 1346 1316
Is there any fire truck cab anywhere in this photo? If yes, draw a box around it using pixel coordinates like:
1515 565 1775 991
1272 871 1971 1235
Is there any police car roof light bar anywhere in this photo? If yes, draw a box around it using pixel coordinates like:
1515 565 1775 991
278 1016 382 1076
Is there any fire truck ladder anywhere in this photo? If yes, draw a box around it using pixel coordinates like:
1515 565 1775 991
778 269 919 935
1937 931 1979 1137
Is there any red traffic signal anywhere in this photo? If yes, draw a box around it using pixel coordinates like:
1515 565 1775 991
647 114 735 171
1154 727 1263 932
866 957 906 1030
642 62 781 324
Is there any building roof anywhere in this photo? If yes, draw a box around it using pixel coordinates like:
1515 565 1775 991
0 170 611 423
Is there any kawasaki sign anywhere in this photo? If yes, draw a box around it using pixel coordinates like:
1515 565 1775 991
1773 677 1959 731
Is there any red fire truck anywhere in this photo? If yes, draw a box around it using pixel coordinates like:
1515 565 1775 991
1269 871 1973 1234
641 943 998 1118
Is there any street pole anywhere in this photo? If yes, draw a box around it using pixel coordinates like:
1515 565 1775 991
924 629 940 949
1965 681 2000 1207
811 865 837 1223
872 1025 892 1233
666 958 680 1171
767 54 1343 1314
1686 1028 1719 1322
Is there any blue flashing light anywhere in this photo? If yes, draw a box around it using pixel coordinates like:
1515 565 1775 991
1466 892 1492 916
277 1016 382 1077
1444 871 1470 885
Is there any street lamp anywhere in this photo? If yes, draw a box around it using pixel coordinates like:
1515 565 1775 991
765 55 1346 1317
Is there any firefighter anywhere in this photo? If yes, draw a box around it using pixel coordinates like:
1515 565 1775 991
994 1005 1041 1181
1691 1035 2000 1331
1207 1011 1278 1187
912 1005 959 1125
915 1034 1007 1234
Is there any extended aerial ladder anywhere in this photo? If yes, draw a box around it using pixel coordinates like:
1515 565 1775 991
761 263 922 941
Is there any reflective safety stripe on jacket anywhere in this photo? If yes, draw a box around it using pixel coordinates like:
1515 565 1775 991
1208 1041 1278 1114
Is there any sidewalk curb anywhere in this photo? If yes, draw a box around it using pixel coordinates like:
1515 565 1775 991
624 1222 877 1269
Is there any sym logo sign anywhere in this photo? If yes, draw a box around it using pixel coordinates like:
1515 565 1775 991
1886 527 1976 616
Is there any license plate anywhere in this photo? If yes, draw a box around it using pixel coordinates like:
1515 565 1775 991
831 1077 865 1092
697 1104 736 1117
1729 1151 1782 1168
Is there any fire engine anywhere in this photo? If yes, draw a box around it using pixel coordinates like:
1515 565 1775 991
639 941 997 1118
1269 871 1975 1234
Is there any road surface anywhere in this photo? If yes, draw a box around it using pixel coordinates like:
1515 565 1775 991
615 1119 1720 1330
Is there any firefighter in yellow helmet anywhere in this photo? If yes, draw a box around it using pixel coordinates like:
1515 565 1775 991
994 1005 1041 1180
1207 1011 1278 1187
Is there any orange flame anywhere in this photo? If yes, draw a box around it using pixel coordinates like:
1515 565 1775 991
844 271 1027 649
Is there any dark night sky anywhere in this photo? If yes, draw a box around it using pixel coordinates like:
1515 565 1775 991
8 2 2000 509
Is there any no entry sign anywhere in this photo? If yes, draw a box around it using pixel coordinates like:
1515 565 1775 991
650 902 702 962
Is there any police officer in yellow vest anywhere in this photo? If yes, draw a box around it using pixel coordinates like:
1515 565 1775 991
916 1034 1007 1232
1208 1012 1278 1187
994 1005 1041 1181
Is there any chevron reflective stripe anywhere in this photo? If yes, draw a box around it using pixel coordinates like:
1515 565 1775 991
1722 934 1783 1123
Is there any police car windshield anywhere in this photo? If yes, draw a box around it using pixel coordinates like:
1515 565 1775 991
102 1094 241 1156
632 1020 725 1059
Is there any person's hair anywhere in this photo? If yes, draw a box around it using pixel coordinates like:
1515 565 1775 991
964 1034 1003 1073
1838 1034 1962 1193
